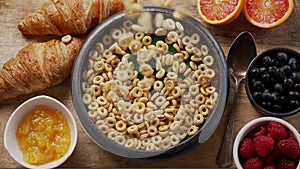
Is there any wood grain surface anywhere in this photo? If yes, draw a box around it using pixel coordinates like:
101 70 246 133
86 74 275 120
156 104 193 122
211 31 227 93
0 0 299 168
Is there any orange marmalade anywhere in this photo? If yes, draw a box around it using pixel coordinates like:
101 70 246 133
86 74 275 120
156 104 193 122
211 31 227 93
16 106 70 165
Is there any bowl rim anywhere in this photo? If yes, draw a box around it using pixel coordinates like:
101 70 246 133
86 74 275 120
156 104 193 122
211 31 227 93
233 117 300 169
71 6 228 159
245 47 300 116
4 95 78 169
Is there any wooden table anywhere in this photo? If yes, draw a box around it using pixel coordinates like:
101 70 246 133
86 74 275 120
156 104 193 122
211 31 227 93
0 0 299 168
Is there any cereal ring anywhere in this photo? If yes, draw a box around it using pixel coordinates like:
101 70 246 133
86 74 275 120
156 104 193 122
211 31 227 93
206 69 215 78
158 124 169 132
199 105 209 116
97 107 108 118
115 120 127 132
189 84 199 96
162 18 176 30
96 96 108 106
142 35 152 46
175 21 184 32
88 102 98 111
115 135 126 145
182 36 191 46
205 86 216 94
161 138 172 149
98 124 110 134
111 29 122 40
88 110 97 118
127 125 139 134
133 113 144 124
103 35 112 45
156 40 168 54
147 126 158 136
170 121 180 131
121 112 132 122
139 64 154 76
130 86 144 98
188 125 199 136
82 93 92 105
191 33 200 44
135 32 145 40
154 95 167 107
201 45 209 56
132 102 146 114
194 113 204 125
105 117 116 127
151 135 162 145
153 81 164 91
156 69 165 79
203 55 214 66
167 31 179 43
170 135 180 146
155 27 167 36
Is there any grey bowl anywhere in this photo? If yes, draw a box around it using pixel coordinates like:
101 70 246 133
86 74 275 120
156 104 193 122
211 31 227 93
71 6 228 159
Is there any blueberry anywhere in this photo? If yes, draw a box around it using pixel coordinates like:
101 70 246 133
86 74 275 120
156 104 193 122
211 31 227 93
295 83 300 90
276 52 288 63
291 72 300 82
253 92 262 101
281 65 291 75
288 58 299 70
253 81 265 91
261 92 272 100
259 67 267 74
274 68 285 80
262 55 272 65
288 91 299 100
273 104 282 112
289 100 299 109
250 67 260 77
268 66 277 75
271 92 280 102
262 73 270 83
283 78 294 88
274 83 283 93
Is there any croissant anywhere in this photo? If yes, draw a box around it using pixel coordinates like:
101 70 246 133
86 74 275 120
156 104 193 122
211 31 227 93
17 0 124 36
0 36 83 102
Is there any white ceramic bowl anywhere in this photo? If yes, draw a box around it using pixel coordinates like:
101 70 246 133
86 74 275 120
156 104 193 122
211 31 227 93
4 95 78 169
233 117 300 169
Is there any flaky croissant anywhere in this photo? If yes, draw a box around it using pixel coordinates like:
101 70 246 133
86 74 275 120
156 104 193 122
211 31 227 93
18 0 124 36
0 36 83 102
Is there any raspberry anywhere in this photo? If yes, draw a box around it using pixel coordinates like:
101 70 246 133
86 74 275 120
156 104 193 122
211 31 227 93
239 138 256 158
276 157 296 169
254 135 274 157
251 125 268 138
244 157 264 169
264 166 276 169
278 136 300 159
263 147 282 164
267 121 288 141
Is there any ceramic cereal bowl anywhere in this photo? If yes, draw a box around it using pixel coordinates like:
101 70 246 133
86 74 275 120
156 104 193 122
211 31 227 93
71 6 228 159
4 95 78 169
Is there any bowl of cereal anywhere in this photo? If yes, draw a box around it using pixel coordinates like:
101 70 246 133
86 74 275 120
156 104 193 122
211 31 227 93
71 6 228 158
4 95 77 168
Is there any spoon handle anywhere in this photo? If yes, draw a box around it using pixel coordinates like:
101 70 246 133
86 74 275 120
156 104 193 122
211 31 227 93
216 77 242 168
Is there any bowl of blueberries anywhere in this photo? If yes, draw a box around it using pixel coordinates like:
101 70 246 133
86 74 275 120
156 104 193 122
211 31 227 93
245 48 300 116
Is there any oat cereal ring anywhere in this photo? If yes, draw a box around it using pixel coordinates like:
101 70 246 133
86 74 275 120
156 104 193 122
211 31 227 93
175 21 184 32
172 86 182 98
156 69 165 79
153 81 164 91
194 114 204 125
167 31 179 43
91 85 101 96
199 105 209 116
203 55 214 66
125 138 138 148
151 135 162 145
201 45 209 56
158 124 169 132
154 95 167 107
155 27 167 36
115 135 126 145
130 86 144 98
167 72 178 79
103 35 112 45
206 69 215 78
127 125 139 134
129 39 143 54
111 29 122 40
195 94 206 105
210 92 219 103
142 35 152 46
115 120 127 132
96 96 108 106
104 63 113 72
172 60 180 73
191 55 202 62
88 110 97 118
164 112 174 121
133 113 144 124
89 50 98 60
161 138 172 149
95 42 104 53
135 32 145 40
179 62 187 73
147 126 158 137
205 86 216 94
88 101 98 111
170 135 180 146
132 102 146 114
181 50 189 60
189 84 199 96
156 40 169 53
146 143 156 150
139 63 154 76
105 117 116 127
197 75 211 87
93 76 104 85
121 112 132 122
182 36 191 46
205 98 215 109
162 18 176 30
189 61 198 70
200 87 209 96
98 124 110 134
191 33 200 44
82 93 92 105
164 79 175 90
132 24 144 32
188 125 199 136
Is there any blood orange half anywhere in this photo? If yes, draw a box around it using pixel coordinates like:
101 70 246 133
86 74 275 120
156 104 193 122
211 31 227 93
244 0 294 28
197 0 244 25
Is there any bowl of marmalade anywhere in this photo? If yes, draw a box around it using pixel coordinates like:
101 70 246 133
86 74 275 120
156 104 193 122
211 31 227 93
4 95 77 168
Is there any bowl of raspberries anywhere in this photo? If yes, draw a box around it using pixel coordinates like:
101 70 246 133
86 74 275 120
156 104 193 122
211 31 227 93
245 48 300 116
233 117 300 169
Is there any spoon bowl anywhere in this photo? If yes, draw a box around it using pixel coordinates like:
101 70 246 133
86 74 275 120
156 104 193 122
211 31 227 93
216 31 257 168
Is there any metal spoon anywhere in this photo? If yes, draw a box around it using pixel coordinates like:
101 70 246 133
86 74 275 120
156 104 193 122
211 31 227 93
216 31 257 168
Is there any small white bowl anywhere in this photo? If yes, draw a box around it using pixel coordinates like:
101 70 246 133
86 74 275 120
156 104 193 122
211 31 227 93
233 117 300 169
4 95 78 169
